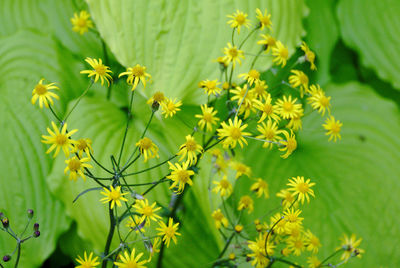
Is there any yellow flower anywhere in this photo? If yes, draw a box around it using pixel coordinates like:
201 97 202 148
307 256 322 268
287 176 315 204
114 248 147 268
199 79 221 96
279 130 297 159
100 186 128 209
276 189 297 209
270 213 287 235
156 218 181 248
301 42 317 70
250 178 269 198
147 237 161 262
125 216 145 233
227 10 251 34
231 84 254 106
256 119 284 149
41 122 77 158
283 208 303 230
223 42 244 68
161 98 182 118
254 95 280 123
75 251 100 268
250 80 269 100
305 230 322 254
167 161 194 193
286 112 304 131
275 95 303 119
286 235 306 256
338 234 364 261
177 135 203 165
195 104 220 132
132 199 162 226
64 156 92 181
215 56 228 69
255 8 272 30
136 137 159 162
80 58 113 86
74 138 93 158
31 79 59 109
238 195 254 213
70 11 93 35
289 70 309 98
272 41 289 67
257 34 277 53
323 116 342 142
231 161 251 179
212 175 233 197
217 117 251 149
307 84 331 116
238 69 260 86
211 209 229 229
247 233 275 267
119 64 151 91
147 91 166 106
234 224 243 233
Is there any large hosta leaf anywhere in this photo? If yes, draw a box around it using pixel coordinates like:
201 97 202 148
86 0 307 103
238 82 400 267
0 30 88 267
337 0 400 90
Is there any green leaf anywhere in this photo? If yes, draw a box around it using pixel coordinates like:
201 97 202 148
240 82 400 267
0 30 83 267
86 0 307 103
337 0 400 90
304 0 339 85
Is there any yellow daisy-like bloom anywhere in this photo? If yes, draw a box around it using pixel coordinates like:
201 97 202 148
125 216 145 233
286 111 304 131
247 233 275 267
147 91 166 106
211 209 229 229
114 248 147 268
223 42 244 68
283 208 304 230
337 234 364 261
256 119 285 149
286 235 306 256
287 176 315 204
167 161 194 193
307 256 322 268
199 79 221 96
251 80 269 100
64 156 92 182
308 84 331 116
238 69 260 86
279 130 297 159
215 56 228 69
156 218 181 248
231 84 255 107
270 213 287 235
254 95 280 123
100 186 128 209
323 116 343 142
305 230 322 254
217 117 251 149
161 98 182 118
301 42 317 71
70 11 93 35
41 122 77 158
276 189 297 209
195 104 220 132
119 64 151 91
31 79 59 109
275 95 303 119
272 41 289 67
177 135 203 165
75 251 100 268
255 8 272 30
132 199 162 226
147 237 161 262
212 175 233 197
74 138 93 158
136 137 159 162
257 34 277 53
250 178 269 198
227 10 251 34
80 58 113 86
231 161 251 179
289 70 309 98
237 195 254 213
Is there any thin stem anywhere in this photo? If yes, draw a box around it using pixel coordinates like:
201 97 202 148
218 232 236 259
118 90 135 166
273 257 303 268
321 249 342 265
123 155 177 177
235 83 250 118
124 179 168 187
239 27 258 49
231 28 236 46
19 218 32 238
64 80 94 122
14 243 21 268
101 204 116 268
141 175 168 196
89 151 114 174
49 105 62 123
264 217 283 258
250 48 264 69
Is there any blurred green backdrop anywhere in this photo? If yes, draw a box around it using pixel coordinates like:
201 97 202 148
0 0 399 267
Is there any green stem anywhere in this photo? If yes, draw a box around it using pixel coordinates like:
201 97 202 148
14 243 21 268
239 27 258 49
320 249 342 265
49 105 62 123
123 155 177 177
117 90 135 166
64 80 94 122
101 205 116 268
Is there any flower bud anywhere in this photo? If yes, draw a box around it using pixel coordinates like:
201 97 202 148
33 230 40 238
27 209 34 219
33 223 39 231
151 101 160 112
234 224 243 233
1 218 9 228
3 255 11 262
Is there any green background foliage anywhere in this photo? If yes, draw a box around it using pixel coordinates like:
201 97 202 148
0 0 399 267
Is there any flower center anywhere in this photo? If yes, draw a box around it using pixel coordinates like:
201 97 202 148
153 92 165 102
283 101 293 112
35 84 47 95
287 214 297 222
213 212 223 221
229 48 238 58
229 127 242 140
280 48 289 58
77 18 87 27
94 64 106 75
331 123 341 134
261 17 271 26
205 80 217 89
165 226 175 238
132 66 145 77
320 96 330 107
248 69 260 79
140 138 152 149
297 182 309 193
177 170 189 182
68 159 81 172
286 138 297 151
110 190 121 200
142 206 153 216
299 74 308 85
203 112 213 122
77 139 87 150
236 14 245 24
220 179 230 189
267 37 276 47
263 104 273 115
294 239 303 249
167 102 176 111
264 129 275 140
55 134 67 145
185 140 197 152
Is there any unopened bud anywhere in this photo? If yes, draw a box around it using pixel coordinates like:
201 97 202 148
234 224 243 233
151 101 160 112
3 255 11 262
33 230 40 238
1 218 9 228
27 209 34 219
33 223 39 231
